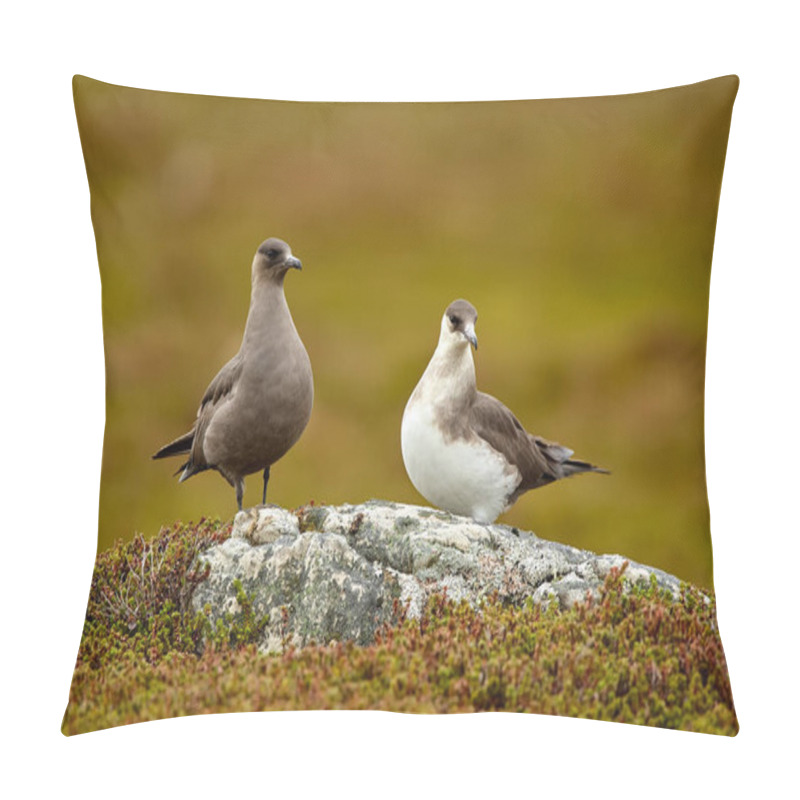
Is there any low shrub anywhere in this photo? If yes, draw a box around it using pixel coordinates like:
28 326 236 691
63 524 737 736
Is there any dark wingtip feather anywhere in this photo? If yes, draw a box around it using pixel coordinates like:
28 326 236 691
152 431 195 460
564 459 611 477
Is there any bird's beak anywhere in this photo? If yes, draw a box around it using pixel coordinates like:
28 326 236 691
464 323 478 350
286 256 302 270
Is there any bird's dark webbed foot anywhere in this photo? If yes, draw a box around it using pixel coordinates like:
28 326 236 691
235 478 245 511
262 466 271 505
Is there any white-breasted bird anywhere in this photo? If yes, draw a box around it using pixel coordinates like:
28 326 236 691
401 299 607 523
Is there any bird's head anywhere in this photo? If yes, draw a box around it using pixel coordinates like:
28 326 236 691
441 299 478 351
253 237 302 282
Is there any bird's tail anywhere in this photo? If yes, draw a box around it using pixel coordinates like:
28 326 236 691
562 458 611 477
176 460 198 482
533 437 610 480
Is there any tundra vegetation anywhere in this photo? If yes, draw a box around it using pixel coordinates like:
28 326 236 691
63 518 737 736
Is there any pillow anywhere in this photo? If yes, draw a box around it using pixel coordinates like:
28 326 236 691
64 75 739 735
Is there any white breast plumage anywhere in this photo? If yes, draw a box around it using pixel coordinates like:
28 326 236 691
400 399 521 523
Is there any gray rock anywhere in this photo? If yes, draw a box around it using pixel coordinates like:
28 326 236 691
192 499 684 652
232 504 300 544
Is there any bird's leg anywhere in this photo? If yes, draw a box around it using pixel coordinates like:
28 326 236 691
262 466 271 505
235 477 245 511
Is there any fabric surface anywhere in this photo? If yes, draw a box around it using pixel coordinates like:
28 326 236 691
65 75 739 735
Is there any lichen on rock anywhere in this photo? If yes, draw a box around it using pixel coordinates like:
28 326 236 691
191 499 683 652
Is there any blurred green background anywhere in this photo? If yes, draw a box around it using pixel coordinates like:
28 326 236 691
74 76 737 588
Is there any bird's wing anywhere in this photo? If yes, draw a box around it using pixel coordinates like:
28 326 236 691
198 352 244 413
188 353 244 470
469 391 554 491
470 391 584 496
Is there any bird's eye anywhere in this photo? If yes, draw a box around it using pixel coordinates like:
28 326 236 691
449 315 460 326
266 249 279 259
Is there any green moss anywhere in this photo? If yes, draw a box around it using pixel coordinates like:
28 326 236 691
64 540 737 736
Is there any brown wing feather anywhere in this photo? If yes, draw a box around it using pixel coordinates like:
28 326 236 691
199 353 244 411
152 429 195 460
470 391 608 503
187 353 244 473
469 392 554 492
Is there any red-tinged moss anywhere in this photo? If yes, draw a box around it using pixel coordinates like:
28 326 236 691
64 539 738 736
87 518 231 627
70 518 272 674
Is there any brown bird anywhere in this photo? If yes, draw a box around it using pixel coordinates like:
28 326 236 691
153 238 313 510
401 299 607 523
